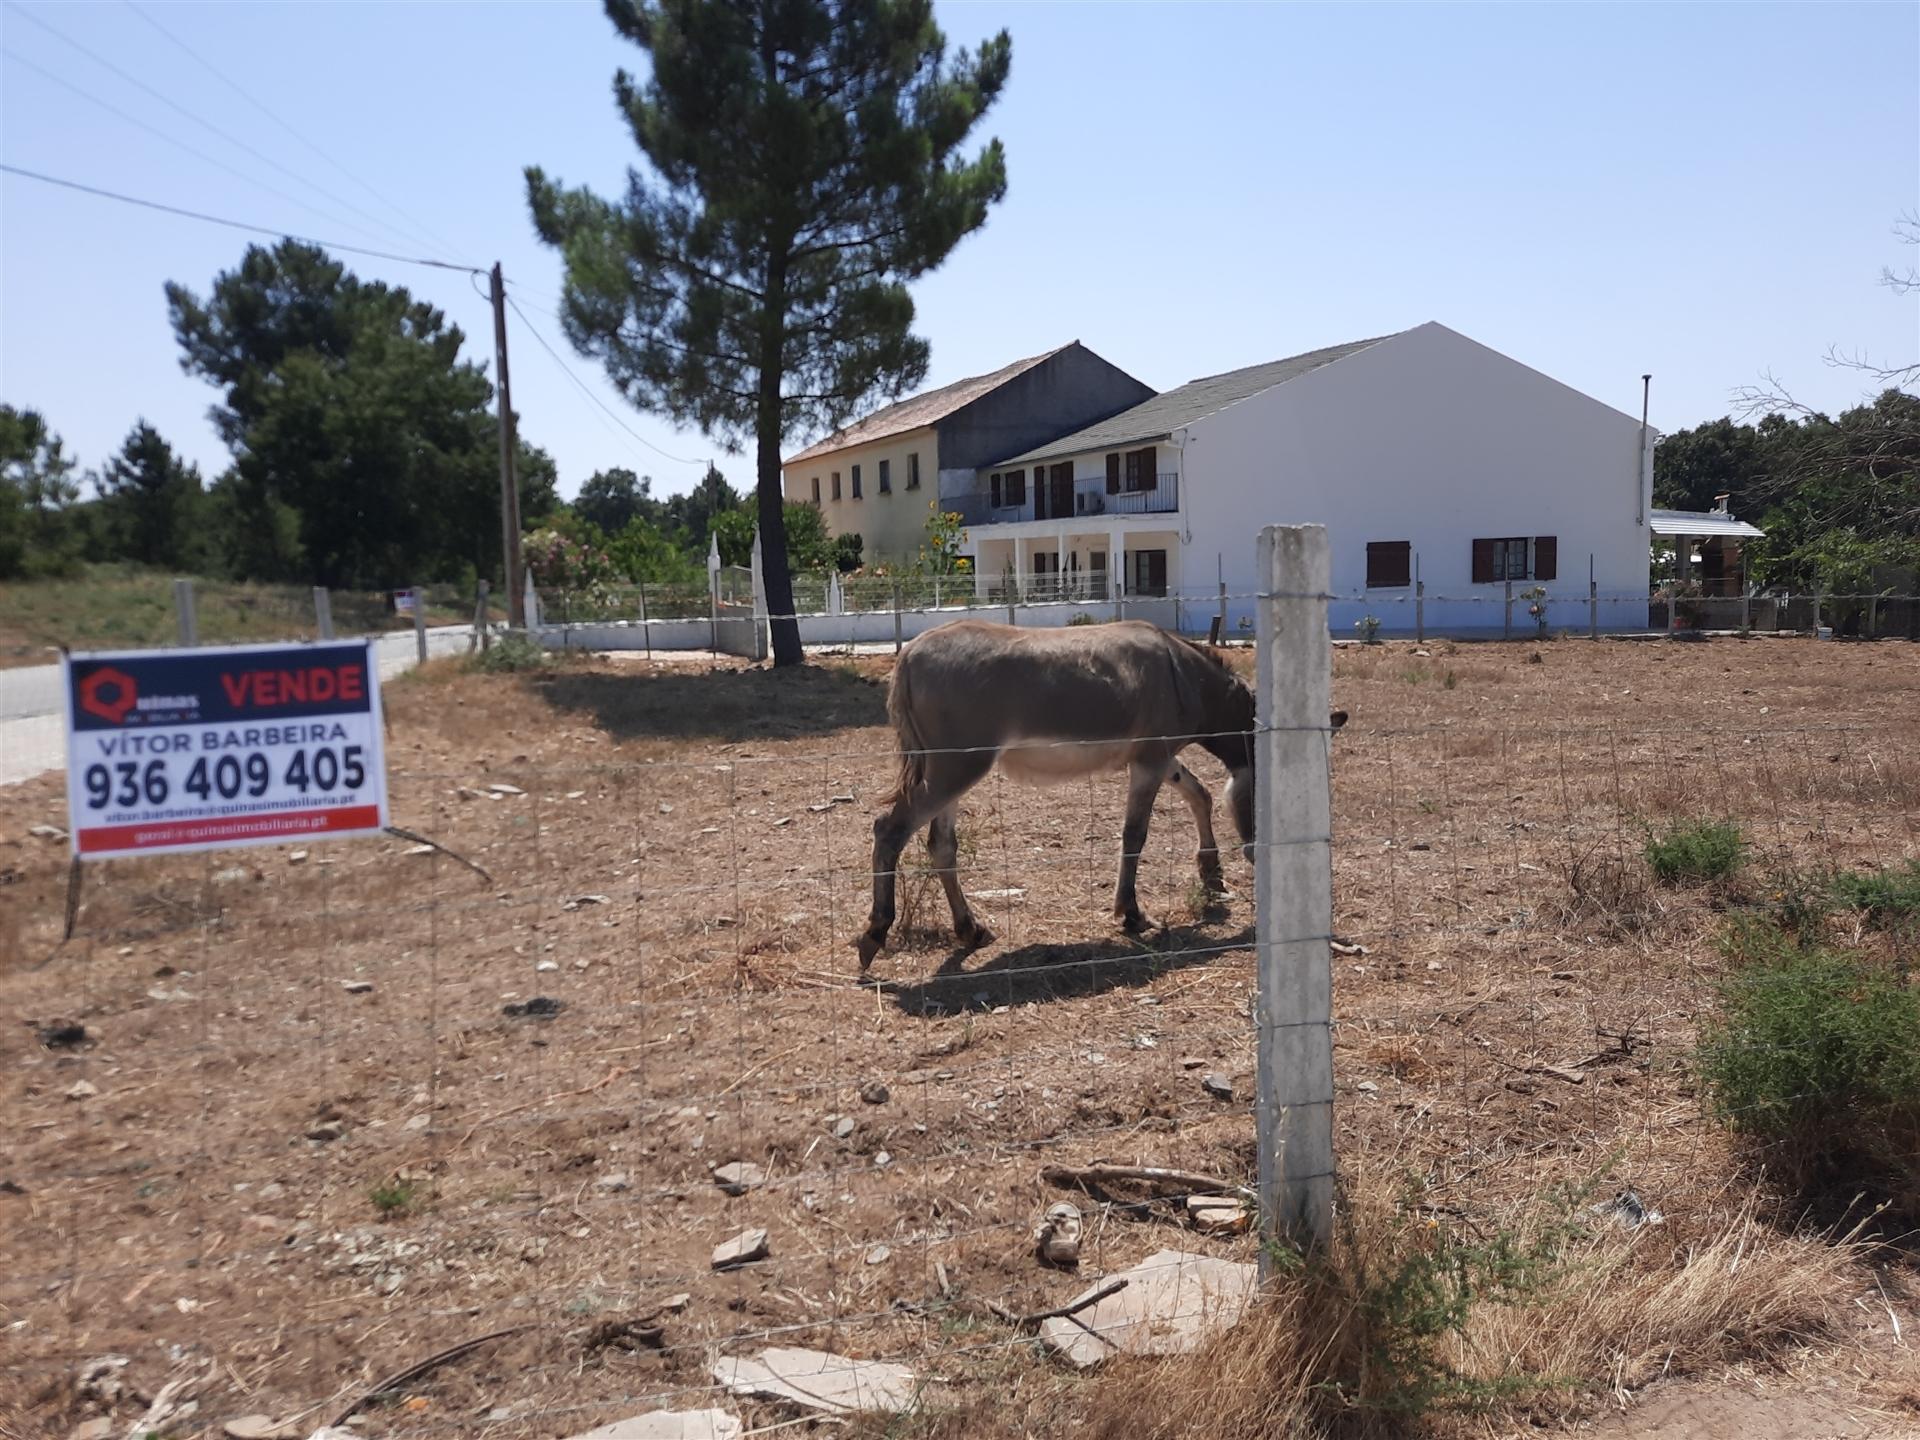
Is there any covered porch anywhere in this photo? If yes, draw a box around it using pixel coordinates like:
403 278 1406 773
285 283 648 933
966 520 1182 603
1650 497 1765 597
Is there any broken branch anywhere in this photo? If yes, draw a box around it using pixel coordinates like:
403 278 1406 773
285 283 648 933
330 1323 532 1427
1041 1163 1253 1202
988 1277 1130 1332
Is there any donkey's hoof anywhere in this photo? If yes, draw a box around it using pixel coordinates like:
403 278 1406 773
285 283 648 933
853 932 885 971
1118 909 1154 937
958 922 995 953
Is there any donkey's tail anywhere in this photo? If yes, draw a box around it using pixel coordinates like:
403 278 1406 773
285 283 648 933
883 649 927 806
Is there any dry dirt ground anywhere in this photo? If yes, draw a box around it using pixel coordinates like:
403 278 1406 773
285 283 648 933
4 635 1920 1439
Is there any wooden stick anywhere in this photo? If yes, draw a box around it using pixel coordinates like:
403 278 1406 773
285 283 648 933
330 1323 532 1427
384 825 495 885
988 1276 1129 1332
718 1040 809 1098
1041 1163 1252 1201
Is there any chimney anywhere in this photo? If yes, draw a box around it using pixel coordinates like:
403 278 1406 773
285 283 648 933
1712 493 1730 515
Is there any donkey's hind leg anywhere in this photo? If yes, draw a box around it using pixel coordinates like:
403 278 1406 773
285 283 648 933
1113 759 1169 934
929 806 991 952
1165 761 1225 891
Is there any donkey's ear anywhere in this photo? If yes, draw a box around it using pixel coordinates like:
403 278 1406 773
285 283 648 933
1329 710 1349 731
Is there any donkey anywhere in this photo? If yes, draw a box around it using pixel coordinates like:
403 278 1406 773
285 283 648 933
855 618 1346 970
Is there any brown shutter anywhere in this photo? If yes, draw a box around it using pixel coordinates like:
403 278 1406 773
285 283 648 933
1533 536 1557 581
1106 453 1121 494
1138 446 1157 491
990 473 1001 509
1367 541 1410 588
1472 538 1495 583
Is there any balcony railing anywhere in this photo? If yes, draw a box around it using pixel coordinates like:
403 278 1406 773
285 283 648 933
942 473 1179 527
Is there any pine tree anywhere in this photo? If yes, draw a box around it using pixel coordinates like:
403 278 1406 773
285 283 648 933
526 0 1011 665
95 421 204 569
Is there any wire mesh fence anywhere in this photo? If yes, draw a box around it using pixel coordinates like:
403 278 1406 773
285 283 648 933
2 614 1917 1433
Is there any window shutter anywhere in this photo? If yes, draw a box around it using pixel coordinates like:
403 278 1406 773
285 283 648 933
1471 538 1495 584
1367 541 1410 588
1138 446 1157 491
1106 453 1121 494
1533 536 1557 581
990 473 1001 509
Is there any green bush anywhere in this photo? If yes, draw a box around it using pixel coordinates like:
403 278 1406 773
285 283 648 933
467 631 552 674
1644 819 1745 885
1699 921 1920 1192
1830 860 1920 931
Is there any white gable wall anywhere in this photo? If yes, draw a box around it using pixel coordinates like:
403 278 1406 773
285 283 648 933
1180 323 1654 634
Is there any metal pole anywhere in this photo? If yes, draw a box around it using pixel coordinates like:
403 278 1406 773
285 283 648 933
639 578 651 661
491 262 525 627
1636 373 1651 527
893 581 903 655
474 579 490 653
1503 578 1513 640
173 578 197 646
1414 551 1424 644
1588 554 1597 640
1254 525 1335 1260
314 586 334 641
412 586 428 665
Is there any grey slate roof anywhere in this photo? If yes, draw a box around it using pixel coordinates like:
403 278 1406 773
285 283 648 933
996 334 1398 468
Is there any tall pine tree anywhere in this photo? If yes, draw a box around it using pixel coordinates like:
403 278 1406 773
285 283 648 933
526 0 1011 665
95 421 204 569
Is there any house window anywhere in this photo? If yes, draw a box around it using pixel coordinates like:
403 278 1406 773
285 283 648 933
1130 548 1168 597
831 471 841 500
1124 446 1158 492
990 472 1001 509
1471 535 1558 583
993 468 1025 508
1366 541 1411 588
851 463 862 499
907 453 920 490
878 459 891 494
811 476 821 504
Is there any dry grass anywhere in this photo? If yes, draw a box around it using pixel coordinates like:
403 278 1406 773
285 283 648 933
1081 1177 1862 1440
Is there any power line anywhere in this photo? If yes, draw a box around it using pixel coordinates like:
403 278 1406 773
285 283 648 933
502 291 705 468
0 163 485 274
0 45 402 253
3 6 418 255
121 0 468 264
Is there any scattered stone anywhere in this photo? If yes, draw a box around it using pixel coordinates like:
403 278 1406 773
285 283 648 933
563 1410 743 1440
969 886 1026 902
74 1355 130 1407
830 1117 855 1140
0 1179 25 1195
597 1172 632 1193
712 1228 770 1270
224 1415 297 1440
1426 961 1444 971
859 1081 889 1106
37 1022 88 1050
29 823 67 841
212 865 252 885
713 1347 920 1416
404 1114 430 1131
1550 970 1576 981
864 1245 890 1265
64 1080 97 1102
1179 1057 1207 1071
1355 1080 1379 1094
1035 1202 1083 1269
872 1151 892 1169
403 843 435 855
713 1162 766 1196
1201 1073 1233 1101
288 851 309 865
1408 842 1432 852
258 1181 285 1200
340 980 374 995
564 894 611 911
536 960 560 972
489 783 525 795
1185 1195 1253 1236
1039 1249 1259 1369
306 1120 345 1143
1590 1188 1665 1230
503 996 566 1020
67 1420 114 1440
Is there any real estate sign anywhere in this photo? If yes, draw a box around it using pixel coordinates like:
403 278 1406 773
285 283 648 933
64 641 389 860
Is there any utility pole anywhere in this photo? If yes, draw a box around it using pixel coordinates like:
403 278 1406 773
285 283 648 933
491 262 525 627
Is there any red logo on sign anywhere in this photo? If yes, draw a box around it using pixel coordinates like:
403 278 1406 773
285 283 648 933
78 667 139 724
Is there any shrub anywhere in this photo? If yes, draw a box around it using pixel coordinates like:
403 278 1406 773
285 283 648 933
1066 612 1097 626
467 632 552 674
1354 614 1381 644
1829 859 1920 931
1644 819 1745 885
1699 921 1920 1195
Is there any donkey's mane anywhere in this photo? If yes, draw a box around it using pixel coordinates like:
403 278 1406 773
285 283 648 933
1176 635 1248 689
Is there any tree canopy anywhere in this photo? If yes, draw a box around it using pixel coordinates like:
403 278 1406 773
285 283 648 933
0 404 81 579
526 0 1012 663
93 421 205 571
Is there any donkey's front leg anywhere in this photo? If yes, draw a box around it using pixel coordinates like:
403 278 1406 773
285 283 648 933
1113 761 1167 934
1165 761 1224 892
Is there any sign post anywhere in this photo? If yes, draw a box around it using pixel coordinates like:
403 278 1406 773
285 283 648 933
63 640 389 861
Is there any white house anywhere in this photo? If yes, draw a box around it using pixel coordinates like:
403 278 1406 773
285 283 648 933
950 322 1656 635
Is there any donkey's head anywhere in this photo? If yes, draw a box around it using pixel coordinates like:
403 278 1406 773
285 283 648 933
1218 696 1349 866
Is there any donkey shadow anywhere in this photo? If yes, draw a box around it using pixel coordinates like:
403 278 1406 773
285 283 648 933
877 923 1254 1015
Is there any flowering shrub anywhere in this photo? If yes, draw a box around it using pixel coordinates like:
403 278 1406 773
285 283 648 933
524 528 621 613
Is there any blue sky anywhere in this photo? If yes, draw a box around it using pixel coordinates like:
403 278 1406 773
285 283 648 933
3 1 1915 501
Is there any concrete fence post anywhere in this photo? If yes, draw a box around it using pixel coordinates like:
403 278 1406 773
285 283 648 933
1254 524 1336 1263
173 578 197 647
411 586 428 664
314 586 335 641
1503 578 1513 640
1741 584 1752 635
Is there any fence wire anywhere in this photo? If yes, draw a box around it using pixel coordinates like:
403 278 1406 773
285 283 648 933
2 632 1917 1437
